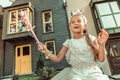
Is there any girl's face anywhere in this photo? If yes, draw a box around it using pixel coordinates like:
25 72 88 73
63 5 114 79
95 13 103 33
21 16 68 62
69 15 86 34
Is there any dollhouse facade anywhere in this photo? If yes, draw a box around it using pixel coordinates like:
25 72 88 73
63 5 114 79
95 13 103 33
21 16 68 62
1 0 70 78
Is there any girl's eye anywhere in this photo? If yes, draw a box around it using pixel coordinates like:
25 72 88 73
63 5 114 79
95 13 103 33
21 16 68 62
77 20 81 23
71 21 75 24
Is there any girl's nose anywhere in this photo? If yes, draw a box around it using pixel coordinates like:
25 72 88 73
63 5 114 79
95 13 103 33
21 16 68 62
75 22 78 24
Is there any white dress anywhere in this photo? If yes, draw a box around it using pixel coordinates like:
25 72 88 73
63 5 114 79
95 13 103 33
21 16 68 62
63 35 109 80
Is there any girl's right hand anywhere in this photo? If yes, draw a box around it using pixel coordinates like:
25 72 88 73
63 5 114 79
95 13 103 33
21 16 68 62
36 42 49 55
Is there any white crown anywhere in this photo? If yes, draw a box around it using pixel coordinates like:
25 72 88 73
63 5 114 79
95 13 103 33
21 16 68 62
72 9 84 16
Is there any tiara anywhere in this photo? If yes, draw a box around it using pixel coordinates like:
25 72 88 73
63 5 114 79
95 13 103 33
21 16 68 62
72 9 84 16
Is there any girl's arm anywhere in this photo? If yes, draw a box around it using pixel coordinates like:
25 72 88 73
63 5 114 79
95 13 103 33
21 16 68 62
46 46 68 62
94 40 106 62
98 43 106 62
37 42 68 62
96 29 109 62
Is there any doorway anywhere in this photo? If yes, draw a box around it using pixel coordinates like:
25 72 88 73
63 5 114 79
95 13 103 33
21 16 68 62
15 44 32 74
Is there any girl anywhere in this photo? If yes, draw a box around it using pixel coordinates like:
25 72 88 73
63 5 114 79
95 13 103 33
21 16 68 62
37 10 109 80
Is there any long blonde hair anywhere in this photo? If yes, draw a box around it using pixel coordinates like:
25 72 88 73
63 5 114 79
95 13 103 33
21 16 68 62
84 30 98 61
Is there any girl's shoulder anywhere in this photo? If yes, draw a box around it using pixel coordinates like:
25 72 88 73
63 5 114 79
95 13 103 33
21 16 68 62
63 39 71 47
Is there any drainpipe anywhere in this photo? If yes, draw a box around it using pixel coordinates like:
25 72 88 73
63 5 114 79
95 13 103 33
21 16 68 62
63 0 71 38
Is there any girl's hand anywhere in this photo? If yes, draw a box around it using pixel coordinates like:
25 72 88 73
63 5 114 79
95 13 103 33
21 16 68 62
36 42 49 55
97 29 109 45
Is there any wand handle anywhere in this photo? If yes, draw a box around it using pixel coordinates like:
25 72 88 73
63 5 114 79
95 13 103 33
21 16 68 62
30 29 40 43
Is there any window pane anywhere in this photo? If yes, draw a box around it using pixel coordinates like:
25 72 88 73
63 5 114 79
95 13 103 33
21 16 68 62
11 12 16 21
18 22 27 32
101 15 116 28
18 9 27 21
45 41 55 59
18 10 22 21
44 12 51 22
47 42 54 52
115 28 120 33
110 1 120 13
23 46 29 56
17 48 20 57
10 23 16 33
29 10 32 22
45 23 53 32
114 14 120 26
96 3 112 16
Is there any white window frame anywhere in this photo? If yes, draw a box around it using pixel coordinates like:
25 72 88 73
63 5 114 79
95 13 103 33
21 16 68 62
42 10 53 33
44 40 56 59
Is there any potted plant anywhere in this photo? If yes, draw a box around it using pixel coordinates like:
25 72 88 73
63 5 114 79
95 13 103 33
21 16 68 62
36 55 57 79
36 67 56 80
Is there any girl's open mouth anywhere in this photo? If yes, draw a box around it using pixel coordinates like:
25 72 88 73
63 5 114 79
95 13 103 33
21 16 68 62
74 26 79 29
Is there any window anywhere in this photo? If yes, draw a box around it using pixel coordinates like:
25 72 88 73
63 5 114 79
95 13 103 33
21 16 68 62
23 46 30 56
42 10 53 33
17 48 20 57
91 0 120 34
8 8 32 34
45 40 56 59
16 44 31 57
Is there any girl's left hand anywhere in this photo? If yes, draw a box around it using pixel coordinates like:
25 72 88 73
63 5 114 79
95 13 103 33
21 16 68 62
97 29 109 45
36 42 49 55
